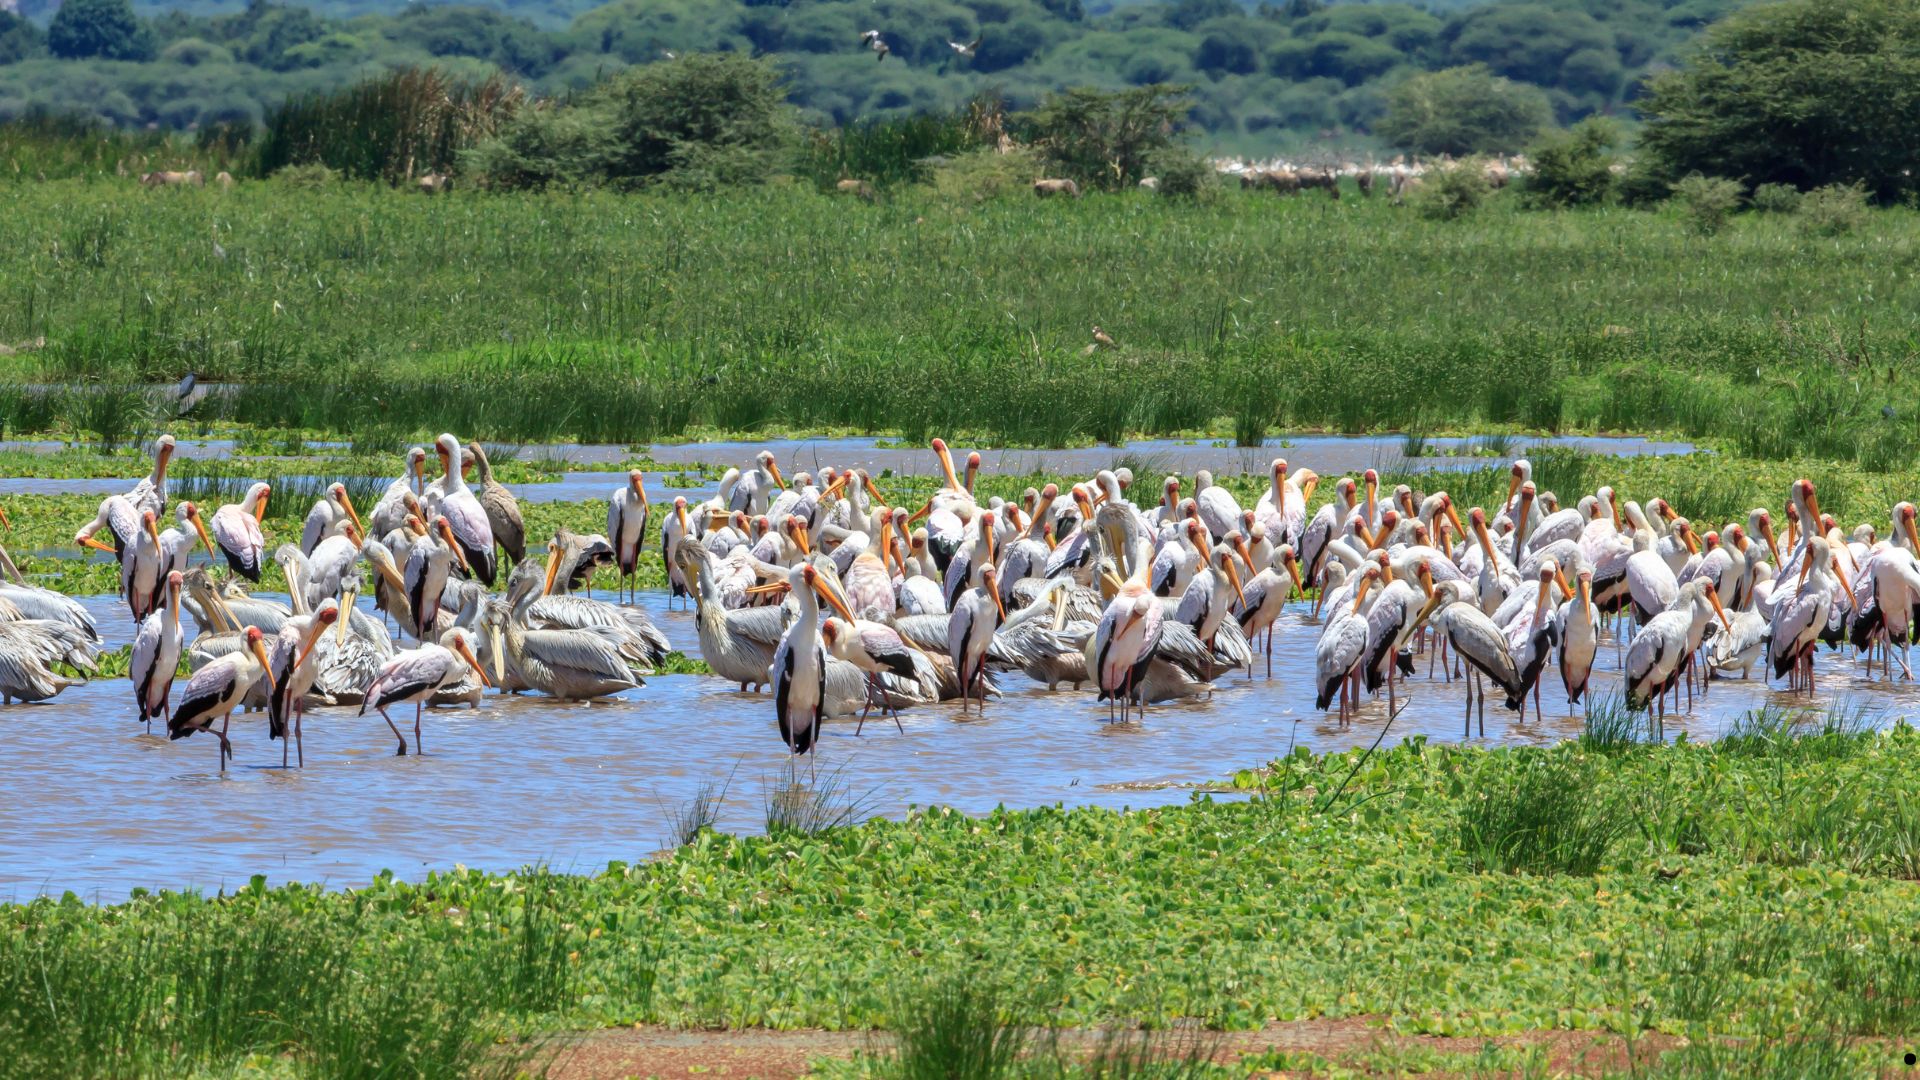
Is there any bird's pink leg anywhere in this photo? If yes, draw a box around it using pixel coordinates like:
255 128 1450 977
377 705 408 755
415 701 424 755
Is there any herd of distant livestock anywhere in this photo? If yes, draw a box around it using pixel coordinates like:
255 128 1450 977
136 169 453 193
133 154 1519 202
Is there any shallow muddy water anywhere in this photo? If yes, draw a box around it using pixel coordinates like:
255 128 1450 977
0 584 1908 901
646 434 1695 481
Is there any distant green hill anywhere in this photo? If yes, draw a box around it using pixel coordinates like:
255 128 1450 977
0 0 1754 151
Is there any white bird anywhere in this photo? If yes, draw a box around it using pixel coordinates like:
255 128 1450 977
947 34 981 56
301 482 365 557
676 540 790 691
1236 545 1305 678
1150 518 1208 598
210 482 270 583
1707 609 1769 680
1504 561 1562 723
768 563 855 755
158 501 214 577
76 494 136 558
733 450 788 516
120 510 165 625
0 544 93 642
821 616 919 732
949 564 1007 712
359 627 491 756
1191 470 1242 544
1431 594 1524 735
422 433 496 586
1314 565 1378 726
169 625 275 772
266 601 343 768
608 469 650 602
404 516 469 640
1627 579 1730 716
1299 476 1356 586
1625 543 1678 626
130 570 185 734
1769 536 1853 693
1554 570 1598 711
1362 561 1440 716
860 28 890 61
126 434 176 518
368 447 428 539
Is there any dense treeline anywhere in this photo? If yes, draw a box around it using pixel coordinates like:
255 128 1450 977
0 0 1752 147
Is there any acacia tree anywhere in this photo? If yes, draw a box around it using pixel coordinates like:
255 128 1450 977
1375 65 1551 156
1639 0 1920 200
1020 83 1193 191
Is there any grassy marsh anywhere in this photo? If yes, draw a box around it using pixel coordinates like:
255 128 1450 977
2 184 1920 463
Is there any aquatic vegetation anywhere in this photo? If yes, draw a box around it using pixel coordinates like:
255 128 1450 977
3 734 1919 1075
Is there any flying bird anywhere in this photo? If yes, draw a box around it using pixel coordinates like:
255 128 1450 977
860 29 890 61
948 35 981 57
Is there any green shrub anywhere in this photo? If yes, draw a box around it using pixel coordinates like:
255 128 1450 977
467 53 796 192
930 147 1037 203
1019 83 1193 192
462 104 613 190
1799 181 1869 236
1617 157 1673 207
1412 161 1490 220
1673 174 1743 235
1750 182 1801 214
1147 146 1219 201
1519 117 1616 208
271 162 340 188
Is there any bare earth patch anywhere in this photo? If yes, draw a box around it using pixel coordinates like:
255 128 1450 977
544 1018 1680 1078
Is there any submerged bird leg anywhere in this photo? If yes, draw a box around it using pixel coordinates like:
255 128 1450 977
377 705 408 756
295 701 305 769
415 701 425 755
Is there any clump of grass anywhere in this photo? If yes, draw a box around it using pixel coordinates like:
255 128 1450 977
1474 431 1516 457
882 972 1030 1080
1400 430 1431 457
1458 752 1627 875
1656 912 1795 1024
664 765 737 847
763 760 879 837
1714 700 1878 760
1632 1033 1863 1078
0 892 550 1080
1578 693 1644 754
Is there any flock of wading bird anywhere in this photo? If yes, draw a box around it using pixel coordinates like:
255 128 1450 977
4 436 1908 768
